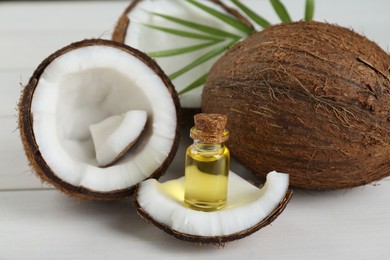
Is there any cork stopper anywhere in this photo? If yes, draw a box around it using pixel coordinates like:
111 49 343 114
191 113 229 143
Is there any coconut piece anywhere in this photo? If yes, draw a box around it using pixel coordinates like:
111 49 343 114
203 21 390 190
134 171 292 244
89 110 147 167
19 39 180 200
112 0 252 109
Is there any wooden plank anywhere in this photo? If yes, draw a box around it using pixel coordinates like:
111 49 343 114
0 1 128 70
0 116 51 190
0 1 389 258
0 179 389 259
1 0 388 71
0 70 30 116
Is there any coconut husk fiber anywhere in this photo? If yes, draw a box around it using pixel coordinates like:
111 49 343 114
203 21 390 190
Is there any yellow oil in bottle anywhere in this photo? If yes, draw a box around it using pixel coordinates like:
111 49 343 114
184 143 230 212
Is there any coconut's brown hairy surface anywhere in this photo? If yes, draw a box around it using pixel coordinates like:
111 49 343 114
133 185 293 245
18 39 181 200
203 21 390 190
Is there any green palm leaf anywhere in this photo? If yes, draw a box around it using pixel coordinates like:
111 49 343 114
151 12 242 39
143 24 223 41
148 40 222 58
169 42 233 80
145 0 315 95
178 73 209 95
231 0 271 28
270 0 292 23
186 0 254 34
305 0 315 20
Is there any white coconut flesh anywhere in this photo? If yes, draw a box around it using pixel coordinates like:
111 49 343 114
136 171 289 237
31 45 177 192
89 110 147 167
124 0 248 108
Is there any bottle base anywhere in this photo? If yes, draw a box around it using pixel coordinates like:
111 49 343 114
184 198 226 212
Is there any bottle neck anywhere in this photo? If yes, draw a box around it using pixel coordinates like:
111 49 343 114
193 139 224 147
192 139 225 154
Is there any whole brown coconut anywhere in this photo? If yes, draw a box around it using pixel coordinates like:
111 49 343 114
202 21 390 190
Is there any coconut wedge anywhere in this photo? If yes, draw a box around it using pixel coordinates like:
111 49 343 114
134 171 292 244
90 110 147 167
19 39 180 200
112 0 252 109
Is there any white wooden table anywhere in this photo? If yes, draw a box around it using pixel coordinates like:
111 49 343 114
1 1 389 259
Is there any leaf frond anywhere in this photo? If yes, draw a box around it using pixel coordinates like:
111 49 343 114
231 0 271 28
143 24 223 41
269 0 292 23
186 0 254 34
178 73 209 95
169 42 234 80
147 40 223 58
151 12 242 39
305 0 315 21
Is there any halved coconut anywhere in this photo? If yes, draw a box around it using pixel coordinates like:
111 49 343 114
112 0 253 109
19 39 180 200
134 171 292 244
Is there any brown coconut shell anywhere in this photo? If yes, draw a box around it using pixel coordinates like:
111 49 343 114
133 184 293 245
202 21 390 190
112 0 253 126
18 39 181 200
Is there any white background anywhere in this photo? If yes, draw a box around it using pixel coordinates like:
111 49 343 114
0 1 389 259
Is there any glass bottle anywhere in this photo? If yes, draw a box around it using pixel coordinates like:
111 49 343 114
184 113 230 212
